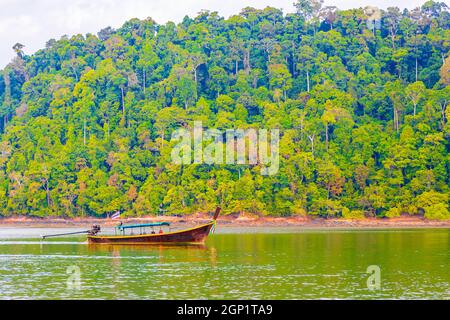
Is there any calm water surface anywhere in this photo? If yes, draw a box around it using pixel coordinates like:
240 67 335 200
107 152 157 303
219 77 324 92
0 227 448 299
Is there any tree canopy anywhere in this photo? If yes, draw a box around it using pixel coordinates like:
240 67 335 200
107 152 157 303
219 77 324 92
0 1 449 219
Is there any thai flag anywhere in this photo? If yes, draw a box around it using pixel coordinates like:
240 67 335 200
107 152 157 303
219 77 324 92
111 211 121 219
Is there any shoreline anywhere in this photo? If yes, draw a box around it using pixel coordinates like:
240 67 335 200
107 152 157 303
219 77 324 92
0 214 449 229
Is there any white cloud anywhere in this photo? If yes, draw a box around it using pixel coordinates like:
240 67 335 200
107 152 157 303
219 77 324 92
0 0 432 69
0 15 41 36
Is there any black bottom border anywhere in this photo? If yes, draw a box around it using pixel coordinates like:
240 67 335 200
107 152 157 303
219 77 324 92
0 300 445 318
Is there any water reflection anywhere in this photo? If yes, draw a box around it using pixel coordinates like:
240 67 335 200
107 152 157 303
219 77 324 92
86 243 216 271
0 229 448 299
87 243 209 253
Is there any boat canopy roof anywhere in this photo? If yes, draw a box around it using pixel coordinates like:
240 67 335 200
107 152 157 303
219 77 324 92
116 222 170 231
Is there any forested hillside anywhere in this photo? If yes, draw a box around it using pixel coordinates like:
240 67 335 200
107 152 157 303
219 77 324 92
0 1 449 219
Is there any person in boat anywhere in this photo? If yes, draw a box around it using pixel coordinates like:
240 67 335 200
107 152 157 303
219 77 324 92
159 228 164 234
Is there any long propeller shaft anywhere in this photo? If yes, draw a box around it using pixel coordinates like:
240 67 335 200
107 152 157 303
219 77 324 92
42 230 90 239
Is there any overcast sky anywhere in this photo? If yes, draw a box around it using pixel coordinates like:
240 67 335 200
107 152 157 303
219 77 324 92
0 0 437 69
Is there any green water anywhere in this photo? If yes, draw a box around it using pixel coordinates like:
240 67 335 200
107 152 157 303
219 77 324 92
0 227 448 299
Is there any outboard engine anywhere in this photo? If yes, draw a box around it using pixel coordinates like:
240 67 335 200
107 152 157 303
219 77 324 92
88 225 101 235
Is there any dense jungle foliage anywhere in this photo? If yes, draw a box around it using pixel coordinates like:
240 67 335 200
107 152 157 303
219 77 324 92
0 1 449 219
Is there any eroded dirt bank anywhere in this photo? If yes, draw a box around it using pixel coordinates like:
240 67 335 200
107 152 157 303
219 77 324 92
0 213 448 229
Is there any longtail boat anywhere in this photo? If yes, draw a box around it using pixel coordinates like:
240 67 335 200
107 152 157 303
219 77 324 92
43 207 221 245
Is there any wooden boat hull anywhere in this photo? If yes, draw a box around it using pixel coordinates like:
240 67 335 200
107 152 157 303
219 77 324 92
87 222 214 244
